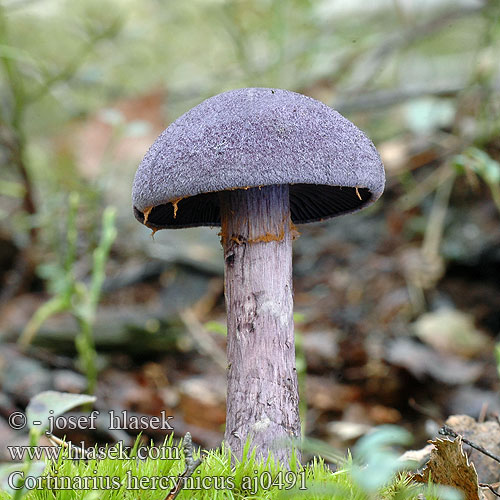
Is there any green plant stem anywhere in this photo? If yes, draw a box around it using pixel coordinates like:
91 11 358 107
19 295 69 347
75 206 116 397
19 198 116 401
65 192 80 273
422 169 456 260
18 194 80 347
75 319 98 396
89 207 117 310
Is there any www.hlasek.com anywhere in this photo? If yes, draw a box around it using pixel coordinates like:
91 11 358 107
8 470 307 493
7 441 180 461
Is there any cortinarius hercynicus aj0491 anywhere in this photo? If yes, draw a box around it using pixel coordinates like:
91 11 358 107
132 88 385 464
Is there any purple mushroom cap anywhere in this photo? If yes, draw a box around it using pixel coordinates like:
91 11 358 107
132 87 385 229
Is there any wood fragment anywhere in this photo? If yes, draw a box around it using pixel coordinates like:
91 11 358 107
355 186 362 200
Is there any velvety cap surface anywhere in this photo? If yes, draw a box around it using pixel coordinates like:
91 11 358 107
132 87 385 229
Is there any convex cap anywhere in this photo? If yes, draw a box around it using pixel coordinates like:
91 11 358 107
133 87 385 229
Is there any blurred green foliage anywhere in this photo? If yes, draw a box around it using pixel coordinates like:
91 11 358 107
1 0 499 253
1 0 499 131
453 147 500 211
19 193 116 395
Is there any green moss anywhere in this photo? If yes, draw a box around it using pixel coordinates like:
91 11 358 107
0 435 453 500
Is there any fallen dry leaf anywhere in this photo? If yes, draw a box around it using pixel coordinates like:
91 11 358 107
412 437 480 500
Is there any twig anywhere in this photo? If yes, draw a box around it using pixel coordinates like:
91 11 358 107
395 161 456 212
164 432 203 500
344 2 487 95
478 402 489 424
421 168 456 260
492 413 500 428
479 483 500 498
439 425 500 464
45 432 87 459
334 82 500 114
0 7 36 224
0 6 38 304
27 19 122 103
408 398 442 421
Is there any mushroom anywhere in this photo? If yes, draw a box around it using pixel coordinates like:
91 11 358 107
132 87 385 464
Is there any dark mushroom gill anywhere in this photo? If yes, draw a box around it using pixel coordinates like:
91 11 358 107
133 184 372 229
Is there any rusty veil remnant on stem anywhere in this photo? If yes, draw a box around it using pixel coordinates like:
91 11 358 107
132 88 385 464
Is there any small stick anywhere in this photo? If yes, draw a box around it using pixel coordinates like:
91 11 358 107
439 425 500 464
408 398 442 420
46 432 86 458
478 402 488 424
164 432 203 500
479 483 500 498
492 412 500 428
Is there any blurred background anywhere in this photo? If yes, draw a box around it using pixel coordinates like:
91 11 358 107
1 0 500 461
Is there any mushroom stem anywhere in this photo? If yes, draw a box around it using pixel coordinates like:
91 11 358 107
220 184 301 465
